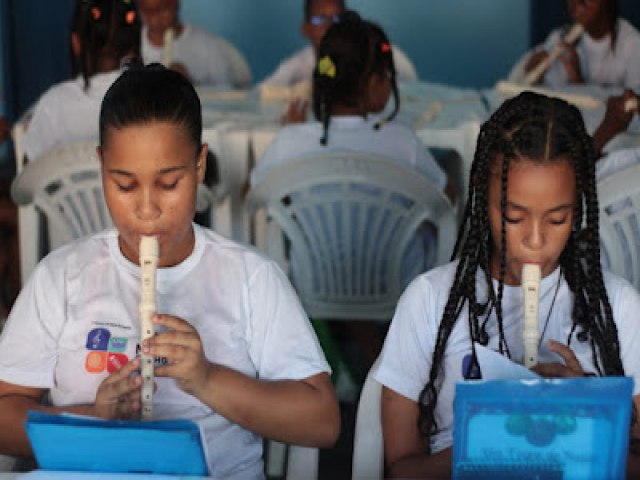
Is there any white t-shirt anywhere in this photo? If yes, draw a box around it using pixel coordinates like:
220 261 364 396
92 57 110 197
141 24 234 86
250 115 446 190
0 225 330 479
373 261 640 454
596 146 640 181
542 19 640 90
23 71 121 161
260 44 418 86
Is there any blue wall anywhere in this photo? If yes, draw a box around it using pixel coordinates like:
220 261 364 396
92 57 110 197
6 0 640 119
179 0 530 88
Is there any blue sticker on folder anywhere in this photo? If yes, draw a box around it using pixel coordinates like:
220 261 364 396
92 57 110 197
25 411 208 476
453 377 633 480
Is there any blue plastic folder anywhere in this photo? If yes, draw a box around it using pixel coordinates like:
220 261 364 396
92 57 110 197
453 377 633 480
25 411 208 476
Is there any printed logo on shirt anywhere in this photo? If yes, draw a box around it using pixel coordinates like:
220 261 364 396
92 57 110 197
84 328 130 374
109 337 128 352
107 353 130 373
86 328 110 351
85 351 108 373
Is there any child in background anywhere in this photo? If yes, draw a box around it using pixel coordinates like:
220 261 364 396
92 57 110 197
524 0 640 89
373 91 640 477
261 0 418 123
0 64 339 478
252 13 449 382
138 0 249 87
23 0 140 163
252 12 446 195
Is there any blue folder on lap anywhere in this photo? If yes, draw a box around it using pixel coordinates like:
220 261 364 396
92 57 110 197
453 377 633 480
25 411 208 476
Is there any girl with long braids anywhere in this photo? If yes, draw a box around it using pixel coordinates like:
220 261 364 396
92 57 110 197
373 91 640 477
23 0 141 162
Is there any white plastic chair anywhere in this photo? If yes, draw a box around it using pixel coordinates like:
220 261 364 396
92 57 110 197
247 152 456 321
11 141 112 281
597 161 640 291
351 357 384 480
202 125 251 242
415 120 481 222
265 442 319 480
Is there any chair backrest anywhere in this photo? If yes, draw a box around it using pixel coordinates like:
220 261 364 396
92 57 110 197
597 161 640 290
265 441 319 480
11 141 112 261
215 37 253 89
202 125 251 241
415 119 481 221
247 153 456 320
352 358 384 480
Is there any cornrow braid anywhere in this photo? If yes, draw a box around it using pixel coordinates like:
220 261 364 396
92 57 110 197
417 91 625 442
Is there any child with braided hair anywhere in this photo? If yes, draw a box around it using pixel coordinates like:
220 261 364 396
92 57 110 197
373 91 640 477
251 13 449 383
252 12 447 195
23 0 141 162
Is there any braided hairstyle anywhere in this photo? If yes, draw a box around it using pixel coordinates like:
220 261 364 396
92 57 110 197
312 11 399 145
417 91 625 442
70 0 141 90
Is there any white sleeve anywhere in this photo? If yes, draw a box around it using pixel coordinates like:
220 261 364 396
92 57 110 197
23 96 57 161
541 29 570 88
261 57 298 86
372 275 439 401
246 259 330 381
0 257 66 387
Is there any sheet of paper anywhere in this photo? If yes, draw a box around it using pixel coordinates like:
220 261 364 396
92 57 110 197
474 343 540 380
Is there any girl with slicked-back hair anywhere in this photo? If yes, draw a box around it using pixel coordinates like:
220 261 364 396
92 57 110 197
0 64 340 476
373 91 640 477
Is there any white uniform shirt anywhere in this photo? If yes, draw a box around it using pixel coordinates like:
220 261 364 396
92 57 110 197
543 19 640 90
373 261 640 453
141 24 234 86
596 146 640 181
23 71 121 161
0 225 330 479
261 44 418 86
250 115 446 190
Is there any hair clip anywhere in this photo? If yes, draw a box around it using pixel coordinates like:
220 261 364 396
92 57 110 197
125 10 137 24
91 6 102 21
380 42 391 54
318 55 336 78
